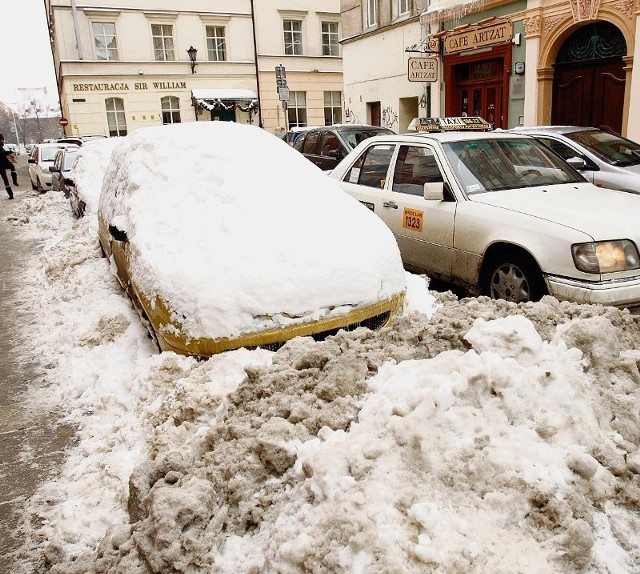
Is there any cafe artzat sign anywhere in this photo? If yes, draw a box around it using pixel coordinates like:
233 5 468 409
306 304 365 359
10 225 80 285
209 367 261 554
444 20 513 54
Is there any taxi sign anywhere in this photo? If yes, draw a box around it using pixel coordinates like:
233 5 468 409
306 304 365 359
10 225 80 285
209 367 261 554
412 116 492 132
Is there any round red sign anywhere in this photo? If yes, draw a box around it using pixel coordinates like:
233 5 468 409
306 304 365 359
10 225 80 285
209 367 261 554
59 117 69 127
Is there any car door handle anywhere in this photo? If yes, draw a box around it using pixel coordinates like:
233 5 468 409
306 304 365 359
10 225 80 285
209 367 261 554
383 201 398 209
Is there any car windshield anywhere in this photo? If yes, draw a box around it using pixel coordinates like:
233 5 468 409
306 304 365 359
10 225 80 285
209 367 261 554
566 129 640 167
340 128 393 150
41 146 65 161
441 138 585 194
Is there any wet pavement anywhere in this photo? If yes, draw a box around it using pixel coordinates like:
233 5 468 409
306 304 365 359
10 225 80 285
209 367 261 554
0 155 74 573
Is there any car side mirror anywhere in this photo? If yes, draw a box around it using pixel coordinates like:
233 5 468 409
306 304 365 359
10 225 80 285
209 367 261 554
566 156 588 170
49 166 59 172
64 177 74 186
108 224 128 242
328 149 343 160
28 158 35 163
424 181 444 201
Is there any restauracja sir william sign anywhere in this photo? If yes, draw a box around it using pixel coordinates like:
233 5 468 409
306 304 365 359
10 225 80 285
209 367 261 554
73 81 188 92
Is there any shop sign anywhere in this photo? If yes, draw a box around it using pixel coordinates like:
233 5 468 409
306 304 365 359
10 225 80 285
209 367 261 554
408 58 438 82
72 81 188 92
444 21 513 54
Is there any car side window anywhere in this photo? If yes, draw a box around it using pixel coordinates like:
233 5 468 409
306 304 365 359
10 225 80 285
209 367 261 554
302 131 319 155
537 137 577 161
392 146 443 196
293 134 306 152
319 132 340 157
343 144 395 189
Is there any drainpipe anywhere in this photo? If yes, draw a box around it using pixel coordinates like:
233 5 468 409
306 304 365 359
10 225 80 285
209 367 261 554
249 0 263 127
70 0 83 59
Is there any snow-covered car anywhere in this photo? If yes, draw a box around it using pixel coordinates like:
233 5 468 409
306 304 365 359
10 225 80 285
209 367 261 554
329 117 640 308
67 137 122 218
97 122 406 357
509 126 640 193
28 142 78 192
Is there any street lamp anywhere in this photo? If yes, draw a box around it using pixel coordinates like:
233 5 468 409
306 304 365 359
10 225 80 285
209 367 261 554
187 46 198 74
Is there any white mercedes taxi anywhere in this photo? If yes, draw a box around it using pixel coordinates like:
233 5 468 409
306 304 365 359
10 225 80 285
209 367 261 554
329 117 640 308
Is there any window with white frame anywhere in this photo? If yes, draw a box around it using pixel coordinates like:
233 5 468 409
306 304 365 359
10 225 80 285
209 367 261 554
366 0 377 27
152 24 175 61
206 26 226 61
321 22 339 56
399 0 410 16
161 96 181 124
324 91 342 124
287 91 307 127
92 22 118 60
105 97 127 136
283 20 303 55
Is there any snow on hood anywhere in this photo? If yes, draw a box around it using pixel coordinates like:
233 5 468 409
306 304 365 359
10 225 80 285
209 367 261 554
98 122 407 339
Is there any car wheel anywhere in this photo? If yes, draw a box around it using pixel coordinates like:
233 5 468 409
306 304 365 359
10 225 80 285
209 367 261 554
482 250 547 303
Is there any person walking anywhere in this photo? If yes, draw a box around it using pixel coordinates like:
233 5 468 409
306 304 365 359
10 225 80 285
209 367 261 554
1 133 18 199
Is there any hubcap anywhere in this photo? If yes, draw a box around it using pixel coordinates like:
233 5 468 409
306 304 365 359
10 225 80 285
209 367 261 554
490 263 530 303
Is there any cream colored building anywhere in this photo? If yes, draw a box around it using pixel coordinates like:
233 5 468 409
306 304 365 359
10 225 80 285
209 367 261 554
44 0 343 136
341 0 640 139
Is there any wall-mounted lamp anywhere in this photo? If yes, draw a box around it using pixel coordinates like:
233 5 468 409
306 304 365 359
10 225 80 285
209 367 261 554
187 46 198 74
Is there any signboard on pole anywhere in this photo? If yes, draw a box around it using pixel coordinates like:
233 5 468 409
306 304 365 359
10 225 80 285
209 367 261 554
59 117 69 127
408 58 438 82
278 87 290 101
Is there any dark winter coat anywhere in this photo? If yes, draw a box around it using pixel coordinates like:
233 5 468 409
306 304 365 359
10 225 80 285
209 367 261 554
0 146 16 170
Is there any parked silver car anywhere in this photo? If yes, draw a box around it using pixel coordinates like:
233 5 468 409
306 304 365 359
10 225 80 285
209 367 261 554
510 126 640 194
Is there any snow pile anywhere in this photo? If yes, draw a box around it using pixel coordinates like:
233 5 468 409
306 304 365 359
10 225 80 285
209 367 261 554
7 172 640 574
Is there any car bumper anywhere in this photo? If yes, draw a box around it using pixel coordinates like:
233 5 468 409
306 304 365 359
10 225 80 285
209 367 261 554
547 275 640 308
143 289 406 357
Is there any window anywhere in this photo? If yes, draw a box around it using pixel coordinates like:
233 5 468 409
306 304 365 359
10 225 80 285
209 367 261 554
366 0 377 27
92 22 118 60
106 97 127 136
283 20 303 55
319 132 341 157
152 24 175 61
345 144 394 188
324 91 342 125
206 26 226 61
392 146 443 196
322 22 339 56
287 91 307 127
161 96 181 124
399 0 410 16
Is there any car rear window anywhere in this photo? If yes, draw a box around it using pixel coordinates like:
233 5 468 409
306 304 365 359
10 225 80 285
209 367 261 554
339 128 393 150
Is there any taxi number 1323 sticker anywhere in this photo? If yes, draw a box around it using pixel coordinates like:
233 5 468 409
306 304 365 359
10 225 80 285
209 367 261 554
403 207 424 233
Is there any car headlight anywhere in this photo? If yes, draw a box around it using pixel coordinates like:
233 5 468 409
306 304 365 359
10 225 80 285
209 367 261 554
572 240 640 274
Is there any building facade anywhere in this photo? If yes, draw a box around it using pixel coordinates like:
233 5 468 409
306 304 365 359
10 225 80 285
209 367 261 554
340 0 640 139
44 0 343 137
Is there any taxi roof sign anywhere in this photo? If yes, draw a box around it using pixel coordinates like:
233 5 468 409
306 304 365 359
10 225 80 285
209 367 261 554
410 116 492 132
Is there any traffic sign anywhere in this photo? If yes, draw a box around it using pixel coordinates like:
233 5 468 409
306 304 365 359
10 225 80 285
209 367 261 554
278 87 290 102
59 117 69 127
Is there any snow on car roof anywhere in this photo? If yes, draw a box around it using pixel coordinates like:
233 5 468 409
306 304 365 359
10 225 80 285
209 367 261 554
99 121 406 340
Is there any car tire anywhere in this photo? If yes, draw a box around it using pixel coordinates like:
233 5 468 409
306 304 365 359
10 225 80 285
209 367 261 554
482 249 547 303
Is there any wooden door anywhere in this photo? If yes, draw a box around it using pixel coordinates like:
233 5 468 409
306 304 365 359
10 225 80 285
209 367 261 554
552 59 625 133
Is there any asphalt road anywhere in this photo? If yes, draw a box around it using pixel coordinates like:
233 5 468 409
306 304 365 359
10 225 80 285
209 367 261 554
0 155 74 573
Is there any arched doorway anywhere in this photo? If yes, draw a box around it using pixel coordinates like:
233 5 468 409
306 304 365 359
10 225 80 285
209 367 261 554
552 22 626 134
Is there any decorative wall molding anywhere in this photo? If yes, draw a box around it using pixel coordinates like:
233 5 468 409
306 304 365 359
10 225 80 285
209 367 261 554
570 0 601 21
543 15 566 37
524 15 542 38
610 0 635 17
